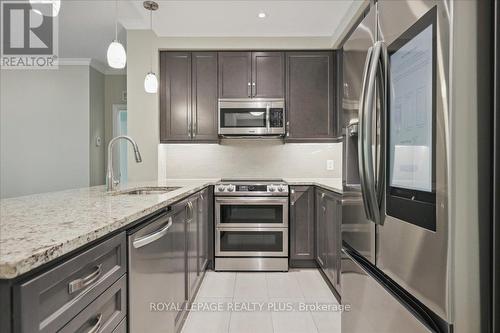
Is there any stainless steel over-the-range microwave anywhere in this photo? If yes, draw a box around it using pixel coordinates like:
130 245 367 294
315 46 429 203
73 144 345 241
218 98 286 136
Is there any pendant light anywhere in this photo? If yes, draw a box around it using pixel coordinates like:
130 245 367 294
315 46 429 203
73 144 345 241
29 0 61 17
107 0 127 69
144 1 159 94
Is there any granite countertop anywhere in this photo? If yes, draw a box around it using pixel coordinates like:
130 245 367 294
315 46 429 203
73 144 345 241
0 177 342 279
284 178 343 194
0 179 218 279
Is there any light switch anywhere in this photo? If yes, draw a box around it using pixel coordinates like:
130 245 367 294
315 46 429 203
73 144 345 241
327 160 334 170
95 136 102 147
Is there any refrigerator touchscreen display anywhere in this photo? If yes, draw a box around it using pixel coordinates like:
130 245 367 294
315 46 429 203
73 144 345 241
386 6 437 231
389 24 433 192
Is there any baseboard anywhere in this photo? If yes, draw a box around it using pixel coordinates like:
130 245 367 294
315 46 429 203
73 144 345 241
289 259 319 268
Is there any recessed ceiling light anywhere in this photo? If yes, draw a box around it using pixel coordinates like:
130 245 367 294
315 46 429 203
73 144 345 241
258 12 267 19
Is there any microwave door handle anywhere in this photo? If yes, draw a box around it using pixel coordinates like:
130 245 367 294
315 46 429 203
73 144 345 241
358 45 375 222
363 42 384 225
266 104 270 133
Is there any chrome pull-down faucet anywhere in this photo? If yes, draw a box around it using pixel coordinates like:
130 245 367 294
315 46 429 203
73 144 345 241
107 135 142 191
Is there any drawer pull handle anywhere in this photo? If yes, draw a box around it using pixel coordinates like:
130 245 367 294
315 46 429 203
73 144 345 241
87 313 103 333
69 264 102 294
133 217 173 248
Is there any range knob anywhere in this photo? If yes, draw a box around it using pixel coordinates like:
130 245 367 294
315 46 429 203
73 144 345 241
217 185 226 192
269 186 275 192
277 186 284 192
279 185 287 192
227 185 235 192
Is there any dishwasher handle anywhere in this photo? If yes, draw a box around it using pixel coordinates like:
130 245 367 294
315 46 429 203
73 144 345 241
132 216 173 248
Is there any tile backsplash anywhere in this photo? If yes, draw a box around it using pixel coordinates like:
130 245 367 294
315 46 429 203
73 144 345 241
158 139 342 180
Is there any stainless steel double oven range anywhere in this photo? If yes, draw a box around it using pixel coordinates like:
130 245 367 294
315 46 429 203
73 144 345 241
214 179 289 271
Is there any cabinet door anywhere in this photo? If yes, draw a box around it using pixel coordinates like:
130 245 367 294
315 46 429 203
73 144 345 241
170 202 188 322
160 52 192 142
186 197 199 301
315 190 328 270
290 186 315 260
324 192 337 287
192 52 218 141
198 189 209 273
286 52 335 141
334 196 342 291
218 52 252 98
252 52 284 98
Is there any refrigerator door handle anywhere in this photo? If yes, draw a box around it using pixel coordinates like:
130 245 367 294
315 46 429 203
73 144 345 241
359 45 376 222
361 42 385 225
374 41 388 219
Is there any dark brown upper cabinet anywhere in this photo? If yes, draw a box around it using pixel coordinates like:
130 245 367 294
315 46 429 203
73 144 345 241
218 51 284 99
191 52 218 141
160 52 218 143
285 51 336 142
160 52 191 142
218 52 252 98
252 52 285 98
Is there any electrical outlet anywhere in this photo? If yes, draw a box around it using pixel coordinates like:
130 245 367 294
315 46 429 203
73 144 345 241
327 160 334 171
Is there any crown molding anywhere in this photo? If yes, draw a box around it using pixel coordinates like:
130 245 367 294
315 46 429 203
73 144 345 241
330 0 370 49
55 58 92 66
54 58 126 75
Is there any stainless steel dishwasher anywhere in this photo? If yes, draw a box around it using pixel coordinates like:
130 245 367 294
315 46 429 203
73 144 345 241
128 208 184 333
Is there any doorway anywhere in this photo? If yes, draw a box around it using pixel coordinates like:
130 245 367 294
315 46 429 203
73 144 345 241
112 104 127 183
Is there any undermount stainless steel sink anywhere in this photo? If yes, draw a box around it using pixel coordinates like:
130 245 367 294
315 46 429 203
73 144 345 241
110 186 181 195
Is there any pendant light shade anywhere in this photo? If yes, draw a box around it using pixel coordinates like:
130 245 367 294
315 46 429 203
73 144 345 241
107 0 126 69
144 72 158 94
107 40 126 69
29 0 61 17
144 1 159 93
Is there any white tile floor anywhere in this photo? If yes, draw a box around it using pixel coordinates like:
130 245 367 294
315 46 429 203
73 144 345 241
181 269 341 333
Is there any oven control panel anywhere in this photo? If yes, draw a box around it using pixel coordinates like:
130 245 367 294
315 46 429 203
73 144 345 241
215 183 288 195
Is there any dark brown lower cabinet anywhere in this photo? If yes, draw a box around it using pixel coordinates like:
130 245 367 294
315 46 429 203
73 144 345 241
290 185 342 294
315 188 341 293
4 188 212 333
290 186 315 265
160 52 218 143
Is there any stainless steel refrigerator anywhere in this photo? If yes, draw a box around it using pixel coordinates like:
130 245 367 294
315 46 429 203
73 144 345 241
341 1 452 332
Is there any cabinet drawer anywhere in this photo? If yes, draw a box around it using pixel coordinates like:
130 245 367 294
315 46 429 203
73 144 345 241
59 275 127 333
112 318 127 333
14 232 126 333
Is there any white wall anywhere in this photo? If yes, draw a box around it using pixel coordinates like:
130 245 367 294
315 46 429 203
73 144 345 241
104 75 127 156
126 31 341 182
0 66 90 198
89 67 105 186
127 30 159 182
158 141 342 180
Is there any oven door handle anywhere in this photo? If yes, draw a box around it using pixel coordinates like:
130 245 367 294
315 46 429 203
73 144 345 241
266 103 271 133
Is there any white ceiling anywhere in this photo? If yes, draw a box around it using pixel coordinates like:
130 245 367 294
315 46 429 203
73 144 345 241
123 0 355 37
55 0 359 70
